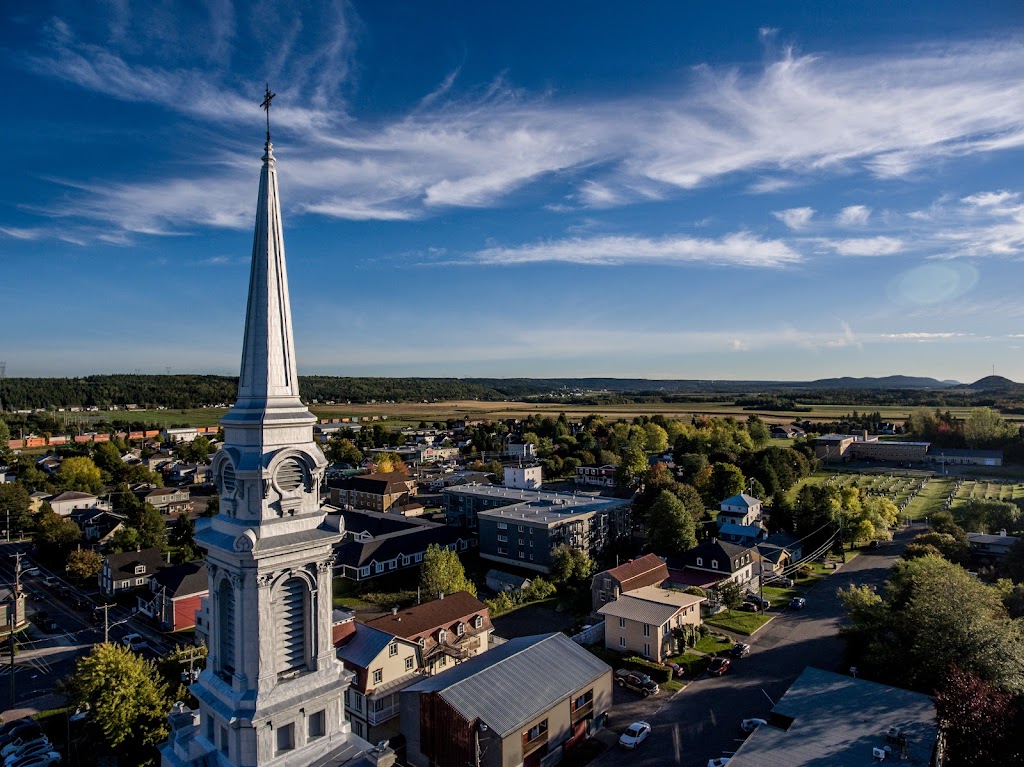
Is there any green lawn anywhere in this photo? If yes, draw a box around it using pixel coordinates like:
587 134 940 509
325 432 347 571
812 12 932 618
668 652 712 676
694 634 733 655
705 610 772 635
762 585 800 603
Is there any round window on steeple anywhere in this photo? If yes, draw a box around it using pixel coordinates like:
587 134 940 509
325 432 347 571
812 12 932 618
276 458 305 492
221 463 237 494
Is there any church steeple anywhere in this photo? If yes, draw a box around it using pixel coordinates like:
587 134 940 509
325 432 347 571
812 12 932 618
161 93 370 767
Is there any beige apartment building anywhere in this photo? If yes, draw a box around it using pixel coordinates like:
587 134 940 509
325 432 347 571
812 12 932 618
598 586 705 662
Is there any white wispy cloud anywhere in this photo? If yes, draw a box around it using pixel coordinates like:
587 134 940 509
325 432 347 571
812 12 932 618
881 332 969 340
772 207 815 230
461 232 801 268
820 236 904 256
837 205 871 226
18 16 1024 242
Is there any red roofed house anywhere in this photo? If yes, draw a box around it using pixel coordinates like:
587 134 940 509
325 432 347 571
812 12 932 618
364 591 492 676
590 553 669 613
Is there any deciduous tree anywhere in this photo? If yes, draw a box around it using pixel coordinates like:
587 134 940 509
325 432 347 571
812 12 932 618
57 456 104 495
420 543 476 599
66 548 103 582
646 490 698 557
549 545 595 586
33 507 82 561
64 642 174 763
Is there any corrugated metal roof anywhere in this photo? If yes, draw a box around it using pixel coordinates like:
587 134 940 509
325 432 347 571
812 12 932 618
404 632 610 738
598 593 685 625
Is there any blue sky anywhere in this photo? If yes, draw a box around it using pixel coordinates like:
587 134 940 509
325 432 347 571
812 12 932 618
5 1 1024 382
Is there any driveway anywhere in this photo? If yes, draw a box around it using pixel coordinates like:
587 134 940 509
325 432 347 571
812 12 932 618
590 527 916 767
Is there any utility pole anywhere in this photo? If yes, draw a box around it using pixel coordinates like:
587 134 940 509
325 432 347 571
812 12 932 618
176 645 205 684
12 552 22 595
8 610 14 709
98 604 114 644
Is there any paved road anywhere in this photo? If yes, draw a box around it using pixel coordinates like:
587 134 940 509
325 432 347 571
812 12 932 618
592 528 915 767
0 542 176 718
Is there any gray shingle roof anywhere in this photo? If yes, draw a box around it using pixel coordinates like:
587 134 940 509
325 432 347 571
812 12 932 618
338 624 399 668
597 588 702 625
404 632 610 738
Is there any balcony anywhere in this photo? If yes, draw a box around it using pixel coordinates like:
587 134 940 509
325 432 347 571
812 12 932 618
522 730 548 757
367 698 400 726
570 699 593 723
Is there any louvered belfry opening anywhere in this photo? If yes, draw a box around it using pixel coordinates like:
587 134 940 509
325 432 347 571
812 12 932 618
277 577 309 674
218 579 236 676
276 458 304 493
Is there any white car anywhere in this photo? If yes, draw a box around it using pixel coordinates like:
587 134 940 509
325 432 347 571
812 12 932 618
1 735 47 759
740 718 767 733
708 758 731 767
121 633 149 652
618 721 651 749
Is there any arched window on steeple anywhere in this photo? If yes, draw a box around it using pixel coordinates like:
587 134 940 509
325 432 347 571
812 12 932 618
218 579 236 677
277 577 310 675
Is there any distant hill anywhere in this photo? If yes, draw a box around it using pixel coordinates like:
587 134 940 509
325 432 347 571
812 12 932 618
796 375 958 390
964 375 1021 391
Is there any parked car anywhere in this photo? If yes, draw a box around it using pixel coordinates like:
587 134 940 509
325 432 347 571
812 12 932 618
614 669 660 697
0 724 43 753
0 721 31 742
8 752 61 767
765 575 794 587
730 642 751 658
618 721 652 749
40 576 58 588
738 602 758 612
1 733 48 759
4 738 51 766
740 718 767 733
662 660 685 677
121 633 149 652
709 656 731 676
790 597 807 610
745 593 771 609
708 758 731 767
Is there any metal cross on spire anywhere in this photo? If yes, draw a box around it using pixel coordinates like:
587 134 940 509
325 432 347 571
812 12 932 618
260 83 276 142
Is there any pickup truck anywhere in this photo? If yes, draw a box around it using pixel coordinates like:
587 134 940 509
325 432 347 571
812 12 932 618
614 669 660 697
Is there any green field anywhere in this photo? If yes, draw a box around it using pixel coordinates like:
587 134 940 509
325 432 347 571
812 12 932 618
791 470 1024 522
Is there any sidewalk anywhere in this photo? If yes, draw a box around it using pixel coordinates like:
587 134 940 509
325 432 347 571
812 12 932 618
1 692 66 722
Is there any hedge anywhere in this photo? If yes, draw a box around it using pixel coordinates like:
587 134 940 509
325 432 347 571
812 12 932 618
623 656 672 684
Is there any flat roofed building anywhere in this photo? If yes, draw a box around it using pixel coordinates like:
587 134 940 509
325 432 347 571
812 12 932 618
455 486 630 574
727 667 939 767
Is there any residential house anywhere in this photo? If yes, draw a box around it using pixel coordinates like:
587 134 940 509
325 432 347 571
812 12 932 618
162 427 198 443
98 546 166 597
504 464 542 490
755 542 793 579
726 667 940 767
328 472 418 512
138 486 193 514
598 586 705 662
35 455 63 476
365 591 492 676
337 624 423 743
718 521 765 546
506 441 538 460
717 493 764 527
675 539 759 591
765 531 804 562
400 632 612 767
47 491 110 517
69 508 127 545
967 530 1020 566
590 553 669 613
574 464 616 488
138 560 208 632
332 508 475 581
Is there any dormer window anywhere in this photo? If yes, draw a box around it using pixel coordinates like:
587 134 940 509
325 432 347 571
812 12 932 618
696 557 703 567
474 615 483 630
438 629 447 643
418 637 426 647
456 622 465 636
711 559 718 569
134 565 145 575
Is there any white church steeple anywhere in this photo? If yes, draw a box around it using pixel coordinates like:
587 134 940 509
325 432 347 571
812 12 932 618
162 88 372 767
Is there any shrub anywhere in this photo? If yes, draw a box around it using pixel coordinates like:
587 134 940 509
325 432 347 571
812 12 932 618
623 656 672 683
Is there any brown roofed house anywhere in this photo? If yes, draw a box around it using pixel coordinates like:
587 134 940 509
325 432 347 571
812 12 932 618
590 553 669 613
328 471 418 513
365 591 492 676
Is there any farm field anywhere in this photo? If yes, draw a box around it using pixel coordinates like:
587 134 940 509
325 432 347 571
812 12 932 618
54 399 1021 432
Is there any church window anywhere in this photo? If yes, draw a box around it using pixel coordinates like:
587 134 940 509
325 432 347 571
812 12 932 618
276 723 295 754
276 458 305 492
309 710 325 739
277 577 309 674
217 579 235 676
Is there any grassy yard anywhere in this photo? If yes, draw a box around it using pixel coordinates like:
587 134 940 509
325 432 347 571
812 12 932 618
762 585 800 603
705 610 772 635
694 634 733 655
669 651 712 676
